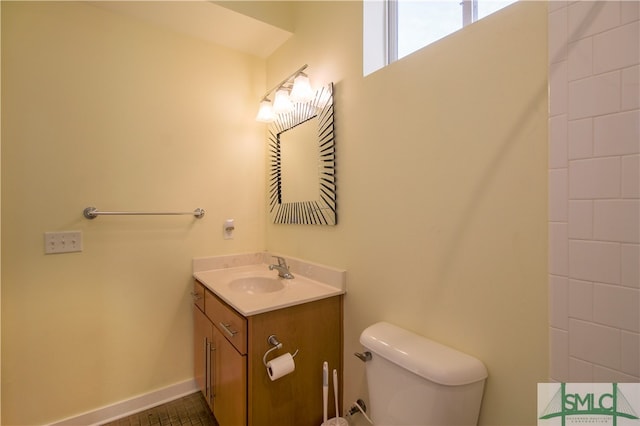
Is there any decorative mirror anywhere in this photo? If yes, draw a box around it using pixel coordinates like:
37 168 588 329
268 83 336 225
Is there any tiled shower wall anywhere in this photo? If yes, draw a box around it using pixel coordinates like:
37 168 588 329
548 1 639 382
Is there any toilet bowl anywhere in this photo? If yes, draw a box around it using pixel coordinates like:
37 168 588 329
359 322 487 425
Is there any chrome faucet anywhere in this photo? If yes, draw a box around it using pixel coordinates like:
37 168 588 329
269 256 294 279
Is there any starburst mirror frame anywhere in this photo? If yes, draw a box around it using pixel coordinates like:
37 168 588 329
268 83 335 225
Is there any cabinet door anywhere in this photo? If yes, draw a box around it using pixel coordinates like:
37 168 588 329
194 306 213 406
212 325 247 426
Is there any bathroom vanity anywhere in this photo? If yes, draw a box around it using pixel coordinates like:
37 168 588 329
192 255 345 426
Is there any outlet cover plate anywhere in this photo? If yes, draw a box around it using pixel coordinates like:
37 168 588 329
44 231 83 254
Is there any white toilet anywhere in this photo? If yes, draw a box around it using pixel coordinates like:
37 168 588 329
359 322 488 425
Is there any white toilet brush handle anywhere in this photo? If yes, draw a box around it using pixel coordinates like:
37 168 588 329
323 362 328 424
333 369 339 418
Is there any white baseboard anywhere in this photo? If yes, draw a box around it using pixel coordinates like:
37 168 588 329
48 379 198 426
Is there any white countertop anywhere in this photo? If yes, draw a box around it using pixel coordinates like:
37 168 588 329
194 262 345 316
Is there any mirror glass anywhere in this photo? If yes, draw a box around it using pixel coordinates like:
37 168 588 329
280 116 319 203
268 83 335 225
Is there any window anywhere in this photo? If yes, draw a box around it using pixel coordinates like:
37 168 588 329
364 0 518 75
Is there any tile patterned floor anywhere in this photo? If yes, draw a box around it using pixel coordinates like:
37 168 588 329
102 391 217 426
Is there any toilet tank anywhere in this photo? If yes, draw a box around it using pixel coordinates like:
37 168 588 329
360 322 488 426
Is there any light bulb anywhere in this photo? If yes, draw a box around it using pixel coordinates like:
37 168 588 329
255 99 275 122
290 74 315 103
273 89 294 114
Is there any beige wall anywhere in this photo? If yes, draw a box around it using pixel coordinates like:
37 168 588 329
265 2 549 425
1 2 266 424
2 1 549 425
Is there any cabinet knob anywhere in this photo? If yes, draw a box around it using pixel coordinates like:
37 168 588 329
191 291 203 301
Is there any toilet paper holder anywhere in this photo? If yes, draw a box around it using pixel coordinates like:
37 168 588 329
262 334 299 367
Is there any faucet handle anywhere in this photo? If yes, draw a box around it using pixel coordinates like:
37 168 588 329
272 256 287 267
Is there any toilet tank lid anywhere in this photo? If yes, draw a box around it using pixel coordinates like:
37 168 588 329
360 322 487 386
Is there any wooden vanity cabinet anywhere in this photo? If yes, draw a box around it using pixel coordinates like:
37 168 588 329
205 289 247 354
193 282 210 399
193 279 343 426
193 303 212 403
194 281 247 426
211 323 247 426
247 295 343 425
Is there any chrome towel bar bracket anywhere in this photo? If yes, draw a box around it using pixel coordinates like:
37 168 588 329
83 206 205 219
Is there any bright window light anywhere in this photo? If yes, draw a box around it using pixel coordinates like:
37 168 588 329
363 0 517 75
477 0 517 20
398 1 463 59
397 0 517 60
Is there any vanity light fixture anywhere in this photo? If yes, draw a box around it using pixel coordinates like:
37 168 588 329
256 99 276 122
289 74 314 103
255 64 315 123
273 89 294 114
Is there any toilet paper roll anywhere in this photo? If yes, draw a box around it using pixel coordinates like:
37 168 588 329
266 353 295 381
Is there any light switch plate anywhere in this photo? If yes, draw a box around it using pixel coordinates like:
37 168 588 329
44 231 83 254
223 219 235 240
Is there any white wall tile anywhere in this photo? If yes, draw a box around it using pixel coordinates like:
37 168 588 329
621 65 640 111
593 283 640 332
550 0 638 383
568 37 592 81
569 240 621 284
622 155 640 198
568 77 594 119
550 223 569 276
550 327 569 382
568 72 620 119
569 357 594 382
548 1 567 14
550 275 569 329
594 110 640 156
568 118 593 159
569 200 593 239
550 169 568 221
567 37 593 81
593 365 639 382
621 243 640 288
550 6 569 64
593 21 640 74
550 115 568 168
569 319 621 369
621 331 640 376
593 71 621 116
569 279 593 321
594 200 640 243
569 157 621 199
568 1 621 42
621 0 640 24
551 61 568 117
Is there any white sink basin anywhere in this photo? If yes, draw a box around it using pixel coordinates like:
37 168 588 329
193 263 345 316
229 276 284 294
